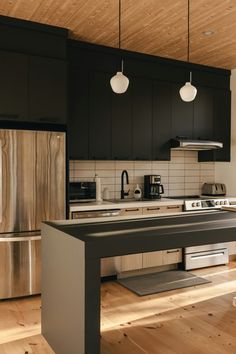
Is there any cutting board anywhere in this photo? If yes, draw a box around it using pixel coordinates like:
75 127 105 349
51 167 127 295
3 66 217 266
222 206 236 212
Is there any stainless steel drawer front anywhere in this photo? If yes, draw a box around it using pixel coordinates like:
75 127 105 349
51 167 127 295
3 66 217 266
185 248 228 270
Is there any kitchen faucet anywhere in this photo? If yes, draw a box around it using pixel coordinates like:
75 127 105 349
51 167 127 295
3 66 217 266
121 170 129 199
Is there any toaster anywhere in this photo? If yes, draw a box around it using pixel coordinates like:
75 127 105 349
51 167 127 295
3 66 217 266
202 183 226 196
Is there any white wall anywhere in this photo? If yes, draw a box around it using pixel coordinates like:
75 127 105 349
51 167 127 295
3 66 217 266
215 69 236 195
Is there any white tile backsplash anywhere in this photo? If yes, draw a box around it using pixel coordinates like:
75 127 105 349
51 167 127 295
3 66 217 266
69 151 216 198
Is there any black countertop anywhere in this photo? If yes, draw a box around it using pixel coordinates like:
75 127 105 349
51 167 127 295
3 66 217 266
46 210 236 259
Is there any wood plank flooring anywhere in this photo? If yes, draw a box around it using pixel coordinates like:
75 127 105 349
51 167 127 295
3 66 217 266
0 263 236 353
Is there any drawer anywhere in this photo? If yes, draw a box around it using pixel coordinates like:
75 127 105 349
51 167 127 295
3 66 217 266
120 207 142 216
164 205 183 213
185 248 228 270
143 251 163 268
162 248 182 265
120 254 143 272
142 206 166 214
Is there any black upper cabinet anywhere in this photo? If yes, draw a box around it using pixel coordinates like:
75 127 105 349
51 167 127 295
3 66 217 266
29 56 67 124
171 83 194 139
89 72 112 160
132 77 152 160
68 68 89 159
193 87 214 140
0 51 28 122
213 89 231 161
153 81 172 160
111 84 132 160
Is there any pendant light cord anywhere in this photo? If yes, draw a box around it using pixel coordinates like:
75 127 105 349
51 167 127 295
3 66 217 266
187 0 190 62
119 0 121 49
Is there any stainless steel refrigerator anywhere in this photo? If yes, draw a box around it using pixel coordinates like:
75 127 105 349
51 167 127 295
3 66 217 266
0 129 66 299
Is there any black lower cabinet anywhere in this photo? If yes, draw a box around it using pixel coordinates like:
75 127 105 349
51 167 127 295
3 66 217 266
152 81 172 160
132 77 152 160
89 72 112 160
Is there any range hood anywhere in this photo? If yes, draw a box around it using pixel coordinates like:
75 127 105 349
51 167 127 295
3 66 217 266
170 138 223 151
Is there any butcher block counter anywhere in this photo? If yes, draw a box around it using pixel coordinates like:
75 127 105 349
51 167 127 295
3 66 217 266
42 210 236 354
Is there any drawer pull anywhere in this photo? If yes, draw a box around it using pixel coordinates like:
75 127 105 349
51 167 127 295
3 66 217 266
147 207 160 211
167 250 180 254
125 208 140 212
167 206 181 209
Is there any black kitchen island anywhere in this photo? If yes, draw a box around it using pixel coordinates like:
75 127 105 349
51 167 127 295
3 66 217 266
42 210 236 354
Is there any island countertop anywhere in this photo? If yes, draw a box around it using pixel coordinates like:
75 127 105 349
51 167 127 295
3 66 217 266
42 210 236 354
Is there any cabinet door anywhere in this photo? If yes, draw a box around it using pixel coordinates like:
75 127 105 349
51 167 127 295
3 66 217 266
120 254 143 272
153 81 172 160
68 68 89 159
171 83 194 139
132 77 152 160
29 56 67 124
143 251 163 268
213 89 231 161
111 83 132 160
162 249 182 265
0 51 28 121
193 86 214 140
89 72 112 160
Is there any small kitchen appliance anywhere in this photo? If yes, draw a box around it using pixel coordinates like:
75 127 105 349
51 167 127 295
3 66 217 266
69 182 96 202
144 175 164 199
202 183 226 196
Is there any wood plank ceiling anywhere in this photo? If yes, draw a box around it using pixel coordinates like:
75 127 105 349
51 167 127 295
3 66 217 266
0 0 236 69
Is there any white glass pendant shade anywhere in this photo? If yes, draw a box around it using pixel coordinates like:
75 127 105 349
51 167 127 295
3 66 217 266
110 71 129 94
179 82 197 102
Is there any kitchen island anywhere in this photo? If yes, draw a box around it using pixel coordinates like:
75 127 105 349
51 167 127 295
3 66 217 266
42 210 236 354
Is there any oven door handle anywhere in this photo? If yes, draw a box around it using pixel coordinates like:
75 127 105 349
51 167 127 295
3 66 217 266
191 252 225 260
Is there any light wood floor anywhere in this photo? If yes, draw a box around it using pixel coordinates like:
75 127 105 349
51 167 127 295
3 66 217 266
0 264 236 354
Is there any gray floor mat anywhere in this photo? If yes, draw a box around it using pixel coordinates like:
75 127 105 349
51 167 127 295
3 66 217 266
117 270 211 296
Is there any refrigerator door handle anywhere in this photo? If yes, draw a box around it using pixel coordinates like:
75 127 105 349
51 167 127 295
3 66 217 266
0 236 41 242
0 139 2 224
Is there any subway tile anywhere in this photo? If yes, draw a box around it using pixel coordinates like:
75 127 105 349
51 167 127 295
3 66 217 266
168 189 185 196
115 161 134 170
200 163 215 170
184 163 199 170
169 169 185 177
185 176 200 183
169 163 185 170
170 156 185 164
169 183 185 190
134 161 152 170
200 169 215 176
200 176 215 183
95 161 115 170
171 150 185 158
94 169 115 177
185 169 200 177
184 151 198 158
134 169 152 176
184 182 200 190
184 157 198 164
74 161 95 170
169 176 184 183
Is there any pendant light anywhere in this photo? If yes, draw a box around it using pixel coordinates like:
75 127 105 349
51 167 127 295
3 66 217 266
179 0 197 102
110 0 129 94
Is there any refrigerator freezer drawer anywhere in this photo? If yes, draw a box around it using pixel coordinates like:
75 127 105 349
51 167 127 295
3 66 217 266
0 237 41 299
185 248 229 270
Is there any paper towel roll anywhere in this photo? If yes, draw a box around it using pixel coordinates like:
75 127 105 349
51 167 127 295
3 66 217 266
95 174 102 202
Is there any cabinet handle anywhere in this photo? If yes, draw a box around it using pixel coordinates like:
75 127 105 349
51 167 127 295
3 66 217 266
167 206 181 209
125 208 140 212
167 250 180 254
147 207 160 211
0 113 19 119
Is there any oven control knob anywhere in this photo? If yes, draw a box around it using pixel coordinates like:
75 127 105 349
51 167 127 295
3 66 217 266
220 201 224 205
192 202 196 207
196 202 200 207
224 201 227 205
215 201 219 205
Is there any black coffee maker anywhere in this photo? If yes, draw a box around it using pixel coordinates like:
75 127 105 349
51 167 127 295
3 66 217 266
144 175 164 199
